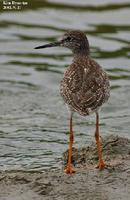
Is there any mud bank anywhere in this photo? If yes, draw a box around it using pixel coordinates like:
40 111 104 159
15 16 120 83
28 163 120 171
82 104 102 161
0 135 130 200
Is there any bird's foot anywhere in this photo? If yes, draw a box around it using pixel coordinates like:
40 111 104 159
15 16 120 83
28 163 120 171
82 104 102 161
64 164 76 174
96 160 106 170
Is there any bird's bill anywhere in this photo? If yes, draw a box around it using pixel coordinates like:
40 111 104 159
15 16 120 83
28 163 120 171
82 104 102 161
34 41 61 49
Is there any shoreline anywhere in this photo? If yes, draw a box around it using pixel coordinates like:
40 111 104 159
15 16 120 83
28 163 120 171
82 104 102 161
0 135 130 200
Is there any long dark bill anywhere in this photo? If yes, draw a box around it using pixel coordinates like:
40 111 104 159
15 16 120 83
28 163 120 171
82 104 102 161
34 41 61 49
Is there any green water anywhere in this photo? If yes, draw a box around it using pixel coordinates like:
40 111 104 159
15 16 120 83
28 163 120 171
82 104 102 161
0 0 130 171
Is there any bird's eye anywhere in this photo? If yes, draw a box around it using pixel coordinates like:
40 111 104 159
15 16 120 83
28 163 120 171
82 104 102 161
66 36 71 41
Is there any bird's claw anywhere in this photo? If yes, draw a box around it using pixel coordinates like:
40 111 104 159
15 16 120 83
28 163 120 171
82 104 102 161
64 165 76 174
96 160 106 170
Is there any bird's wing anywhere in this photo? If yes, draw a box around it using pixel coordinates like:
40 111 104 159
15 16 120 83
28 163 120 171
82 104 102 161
60 60 109 115
61 63 83 93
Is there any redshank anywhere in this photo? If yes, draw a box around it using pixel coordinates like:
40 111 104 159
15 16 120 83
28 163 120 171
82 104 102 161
35 30 110 174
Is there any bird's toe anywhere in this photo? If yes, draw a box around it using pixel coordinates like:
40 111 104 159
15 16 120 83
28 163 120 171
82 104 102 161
96 160 106 170
64 165 76 174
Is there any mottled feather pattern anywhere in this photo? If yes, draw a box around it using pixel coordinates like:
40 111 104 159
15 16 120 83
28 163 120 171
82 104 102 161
35 30 110 173
60 56 110 116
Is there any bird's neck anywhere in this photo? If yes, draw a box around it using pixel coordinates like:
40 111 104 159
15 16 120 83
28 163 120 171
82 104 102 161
73 37 90 57
73 45 90 60
73 50 90 62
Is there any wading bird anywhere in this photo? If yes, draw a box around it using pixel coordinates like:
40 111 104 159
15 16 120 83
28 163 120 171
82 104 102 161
35 30 110 174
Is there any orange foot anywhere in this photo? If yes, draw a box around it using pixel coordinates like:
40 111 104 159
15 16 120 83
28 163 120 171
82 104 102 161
96 160 106 170
64 165 76 174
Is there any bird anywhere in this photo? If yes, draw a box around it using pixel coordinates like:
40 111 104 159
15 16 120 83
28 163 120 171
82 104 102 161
35 30 110 174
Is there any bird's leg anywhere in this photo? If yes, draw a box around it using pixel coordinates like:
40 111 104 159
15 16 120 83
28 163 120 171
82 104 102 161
64 113 76 174
95 112 106 170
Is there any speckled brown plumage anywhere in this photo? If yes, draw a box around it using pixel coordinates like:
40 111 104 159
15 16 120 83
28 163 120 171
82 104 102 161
60 56 110 116
59 31 110 116
35 30 110 174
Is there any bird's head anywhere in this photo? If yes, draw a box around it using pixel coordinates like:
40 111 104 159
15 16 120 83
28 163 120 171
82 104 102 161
35 30 90 55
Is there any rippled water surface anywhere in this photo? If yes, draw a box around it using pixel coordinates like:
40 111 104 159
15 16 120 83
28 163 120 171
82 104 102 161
0 0 130 171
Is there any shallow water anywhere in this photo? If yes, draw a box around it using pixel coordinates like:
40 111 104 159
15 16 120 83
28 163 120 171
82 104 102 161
0 0 130 171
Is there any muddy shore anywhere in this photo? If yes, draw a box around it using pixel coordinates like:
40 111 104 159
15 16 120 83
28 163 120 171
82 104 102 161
0 135 130 200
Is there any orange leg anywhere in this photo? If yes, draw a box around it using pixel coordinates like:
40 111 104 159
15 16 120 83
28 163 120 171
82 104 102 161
95 112 106 170
64 113 76 174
